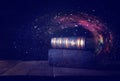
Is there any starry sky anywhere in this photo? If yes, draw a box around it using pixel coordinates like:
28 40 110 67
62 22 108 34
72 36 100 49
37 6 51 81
0 0 120 60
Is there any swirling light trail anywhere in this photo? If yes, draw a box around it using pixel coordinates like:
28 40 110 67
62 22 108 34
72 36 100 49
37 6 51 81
50 13 113 54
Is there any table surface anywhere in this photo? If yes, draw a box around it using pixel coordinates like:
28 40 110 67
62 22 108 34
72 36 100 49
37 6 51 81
0 60 120 76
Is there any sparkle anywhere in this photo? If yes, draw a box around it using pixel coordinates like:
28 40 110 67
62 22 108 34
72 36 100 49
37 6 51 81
14 46 17 49
25 51 29 54
71 40 75 46
34 26 38 29
77 39 81 48
80 39 85 48
88 19 91 22
65 38 69 48
75 29 78 32
92 9 95 12
75 24 78 27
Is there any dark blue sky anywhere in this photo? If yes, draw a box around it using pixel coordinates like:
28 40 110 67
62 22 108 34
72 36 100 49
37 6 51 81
0 0 120 60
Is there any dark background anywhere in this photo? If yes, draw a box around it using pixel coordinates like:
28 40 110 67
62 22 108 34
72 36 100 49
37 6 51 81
0 0 120 60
